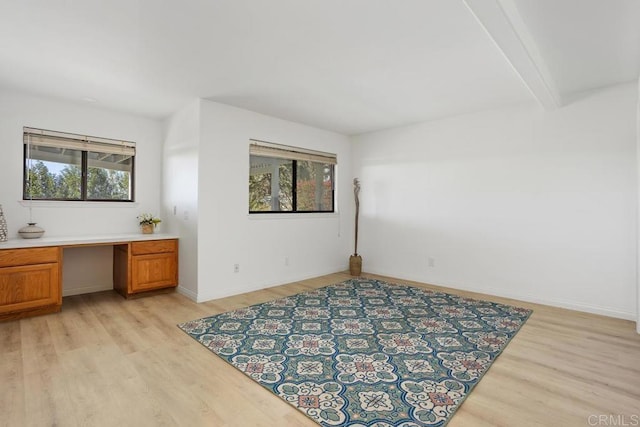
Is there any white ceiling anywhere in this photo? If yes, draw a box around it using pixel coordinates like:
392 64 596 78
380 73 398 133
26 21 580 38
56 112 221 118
513 0 640 96
0 0 638 135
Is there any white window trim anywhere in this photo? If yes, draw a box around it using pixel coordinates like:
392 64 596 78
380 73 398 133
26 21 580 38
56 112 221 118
247 212 340 220
18 200 139 208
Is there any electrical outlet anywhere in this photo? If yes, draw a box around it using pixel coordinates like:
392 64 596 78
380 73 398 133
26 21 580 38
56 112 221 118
428 257 435 268
234 264 240 273
284 256 289 266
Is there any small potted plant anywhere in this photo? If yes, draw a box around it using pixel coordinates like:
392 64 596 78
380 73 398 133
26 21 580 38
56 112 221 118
138 213 161 234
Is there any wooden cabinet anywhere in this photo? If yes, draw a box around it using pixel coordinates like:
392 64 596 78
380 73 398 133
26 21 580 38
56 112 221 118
114 239 178 298
0 235 179 321
0 247 62 320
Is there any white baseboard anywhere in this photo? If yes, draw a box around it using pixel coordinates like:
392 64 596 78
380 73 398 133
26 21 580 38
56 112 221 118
63 284 113 297
195 265 347 303
63 282 200 302
364 268 636 321
177 285 198 301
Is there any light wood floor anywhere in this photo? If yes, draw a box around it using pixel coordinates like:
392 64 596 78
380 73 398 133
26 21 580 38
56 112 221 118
1 272 639 427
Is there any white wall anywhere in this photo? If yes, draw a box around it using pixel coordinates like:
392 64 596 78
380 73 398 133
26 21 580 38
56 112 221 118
637 77 640 332
196 100 352 302
0 89 164 295
62 246 114 296
353 83 638 320
162 100 200 299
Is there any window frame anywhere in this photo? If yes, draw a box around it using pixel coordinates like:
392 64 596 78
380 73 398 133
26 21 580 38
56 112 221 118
249 140 336 214
22 127 136 203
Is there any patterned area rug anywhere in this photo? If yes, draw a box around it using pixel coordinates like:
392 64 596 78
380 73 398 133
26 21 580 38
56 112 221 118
178 278 531 426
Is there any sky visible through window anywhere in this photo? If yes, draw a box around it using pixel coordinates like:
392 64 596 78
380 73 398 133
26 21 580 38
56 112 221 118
38 160 64 174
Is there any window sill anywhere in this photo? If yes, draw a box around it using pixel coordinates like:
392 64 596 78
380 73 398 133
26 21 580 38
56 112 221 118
248 212 340 220
18 200 139 208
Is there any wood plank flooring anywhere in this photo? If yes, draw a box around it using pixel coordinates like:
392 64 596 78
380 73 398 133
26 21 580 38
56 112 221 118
1 272 639 426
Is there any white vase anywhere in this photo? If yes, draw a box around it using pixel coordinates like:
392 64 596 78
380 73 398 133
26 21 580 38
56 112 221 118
18 222 45 239
0 205 7 242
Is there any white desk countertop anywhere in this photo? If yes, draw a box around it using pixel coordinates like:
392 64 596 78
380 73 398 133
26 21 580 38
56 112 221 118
0 233 179 249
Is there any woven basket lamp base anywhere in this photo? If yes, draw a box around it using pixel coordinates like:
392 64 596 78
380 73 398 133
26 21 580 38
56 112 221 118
349 254 362 276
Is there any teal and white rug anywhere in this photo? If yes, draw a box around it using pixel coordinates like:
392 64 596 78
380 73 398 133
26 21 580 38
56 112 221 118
179 278 531 426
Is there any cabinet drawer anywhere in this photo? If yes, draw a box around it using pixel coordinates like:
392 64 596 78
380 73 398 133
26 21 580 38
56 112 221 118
0 263 60 314
0 247 60 268
131 239 177 255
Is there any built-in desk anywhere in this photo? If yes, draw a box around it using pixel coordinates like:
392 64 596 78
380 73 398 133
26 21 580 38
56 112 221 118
0 233 179 321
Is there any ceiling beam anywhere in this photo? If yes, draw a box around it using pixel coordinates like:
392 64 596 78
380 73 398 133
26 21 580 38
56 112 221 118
463 0 562 110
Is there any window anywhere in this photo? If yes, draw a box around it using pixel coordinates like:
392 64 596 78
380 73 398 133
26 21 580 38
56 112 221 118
249 140 336 213
23 127 135 201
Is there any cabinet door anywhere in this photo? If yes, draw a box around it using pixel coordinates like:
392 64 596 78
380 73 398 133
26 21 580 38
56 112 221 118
0 263 60 315
131 253 177 293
